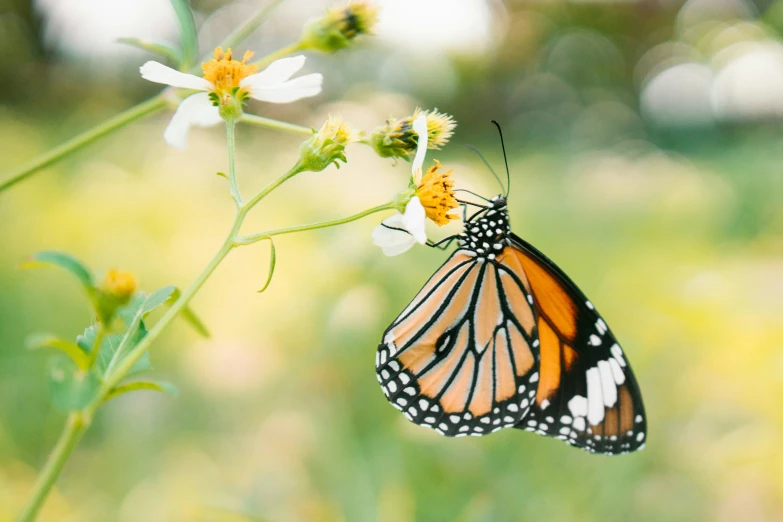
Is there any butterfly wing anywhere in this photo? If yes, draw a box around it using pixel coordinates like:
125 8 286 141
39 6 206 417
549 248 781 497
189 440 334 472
376 250 541 436
508 234 647 455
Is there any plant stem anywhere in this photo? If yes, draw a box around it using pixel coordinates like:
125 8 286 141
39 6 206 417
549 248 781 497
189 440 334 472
236 202 396 245
100 238 235 401
207 0 290 69
240 114 314 135
86 324 106 369
0 95 167 194
15 414 86 522
252 42 304 70
226 120 243 205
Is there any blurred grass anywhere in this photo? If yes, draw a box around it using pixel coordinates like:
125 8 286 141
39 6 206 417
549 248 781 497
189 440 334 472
2 0 783 521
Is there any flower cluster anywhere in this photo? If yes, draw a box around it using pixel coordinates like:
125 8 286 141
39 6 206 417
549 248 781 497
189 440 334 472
372 113 460 256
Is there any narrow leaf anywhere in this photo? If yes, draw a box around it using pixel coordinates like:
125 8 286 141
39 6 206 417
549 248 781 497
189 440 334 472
170 288 210 338
27 334 90 370
143 285 176 315
169 0 198 70
258 239 276 293
47 356 101 413
104 380 179 402
117 37 182 64
20 251 94 289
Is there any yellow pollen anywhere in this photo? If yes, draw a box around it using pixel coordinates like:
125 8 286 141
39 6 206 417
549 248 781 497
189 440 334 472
201 47 257 99
416 161 460 226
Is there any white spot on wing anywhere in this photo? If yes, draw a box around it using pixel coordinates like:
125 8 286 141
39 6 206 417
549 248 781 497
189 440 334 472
597 360 617 408
586 368 605 425
609 358 625 385
610 343 626 367
568 395 587 418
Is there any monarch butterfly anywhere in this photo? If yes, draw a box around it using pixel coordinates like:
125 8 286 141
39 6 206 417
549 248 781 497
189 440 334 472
375 124 646 455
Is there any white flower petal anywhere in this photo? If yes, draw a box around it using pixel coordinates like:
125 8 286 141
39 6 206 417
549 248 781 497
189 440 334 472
163 92 222 149
246 74 324 104
411 114 429 177
372 219 417 256
402 197 428 244
239 56 307 90
140 61 212 91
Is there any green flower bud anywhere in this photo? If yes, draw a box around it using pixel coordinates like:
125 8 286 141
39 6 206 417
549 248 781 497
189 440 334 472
300 1 380 53
297 115 356 172
97 269 138 324
368 108 457 161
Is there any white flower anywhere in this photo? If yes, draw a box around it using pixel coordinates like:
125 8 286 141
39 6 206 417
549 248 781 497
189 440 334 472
139 48 323 149
372 115 430 256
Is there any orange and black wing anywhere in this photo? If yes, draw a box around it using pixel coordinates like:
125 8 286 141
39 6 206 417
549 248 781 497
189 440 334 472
376 250 540 436
507 234 647 455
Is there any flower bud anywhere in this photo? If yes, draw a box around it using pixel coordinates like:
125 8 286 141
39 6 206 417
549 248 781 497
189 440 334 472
368 108 456 161
300 1 380 53
97 269 138 324
297 115 356 172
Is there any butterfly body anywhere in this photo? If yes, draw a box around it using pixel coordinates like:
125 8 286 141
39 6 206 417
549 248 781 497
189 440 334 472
376 194 647 455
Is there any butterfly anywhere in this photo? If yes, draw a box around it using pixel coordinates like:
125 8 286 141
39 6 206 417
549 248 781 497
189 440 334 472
374 124 646 455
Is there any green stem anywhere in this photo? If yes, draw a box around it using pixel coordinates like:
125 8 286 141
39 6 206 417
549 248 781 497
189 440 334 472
226 120 243 205
15 414 86 522
252 42 305 70
86 324 106 369
0 96 167 194
98 232 237 401
240 114 314 135
236 202 396 245
205 0 290 70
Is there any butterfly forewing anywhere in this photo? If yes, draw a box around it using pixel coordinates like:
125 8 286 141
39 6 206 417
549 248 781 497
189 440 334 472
508 234 647 455
377 250 540 437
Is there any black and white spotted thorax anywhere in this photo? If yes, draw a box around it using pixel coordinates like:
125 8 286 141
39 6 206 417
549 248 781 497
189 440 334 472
458 195 510 260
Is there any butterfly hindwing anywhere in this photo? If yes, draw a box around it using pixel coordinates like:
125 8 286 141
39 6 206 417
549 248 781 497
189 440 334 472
507 234 647 454
376 249 541 437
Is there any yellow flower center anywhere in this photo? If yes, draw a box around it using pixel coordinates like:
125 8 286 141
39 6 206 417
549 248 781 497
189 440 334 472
202 47 257 100
416 161 459 226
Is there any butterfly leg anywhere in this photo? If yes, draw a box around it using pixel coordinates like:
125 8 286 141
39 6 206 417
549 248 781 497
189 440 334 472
427 236 459 250
427 202 468 250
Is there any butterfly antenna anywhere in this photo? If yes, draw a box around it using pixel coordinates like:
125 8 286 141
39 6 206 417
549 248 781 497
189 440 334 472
490 120 511 197
465 144 507 197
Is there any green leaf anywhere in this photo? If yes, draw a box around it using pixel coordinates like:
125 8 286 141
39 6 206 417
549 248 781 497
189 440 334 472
77 325 151 376
20 251 95 291
169 0 198 70
116 292 147 326
117 37 182 64
143 285 176 315
47 356 101 413
170 288 210 338
104 380 179 403
258 239 276 293
27 334 90 370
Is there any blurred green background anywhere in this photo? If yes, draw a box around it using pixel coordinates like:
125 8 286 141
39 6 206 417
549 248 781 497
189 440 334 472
2 0 783 520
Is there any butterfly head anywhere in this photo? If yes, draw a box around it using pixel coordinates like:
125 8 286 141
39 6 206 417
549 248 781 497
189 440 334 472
459 195 510 260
